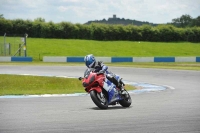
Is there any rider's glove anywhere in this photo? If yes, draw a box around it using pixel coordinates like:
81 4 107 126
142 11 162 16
97 70 105 75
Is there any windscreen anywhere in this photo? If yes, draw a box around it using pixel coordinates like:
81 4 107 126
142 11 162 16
84 68 93 78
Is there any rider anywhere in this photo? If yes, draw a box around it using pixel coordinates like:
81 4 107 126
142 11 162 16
84 54 126 94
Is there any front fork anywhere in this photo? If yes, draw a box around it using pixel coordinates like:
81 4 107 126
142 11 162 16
96 92 106 103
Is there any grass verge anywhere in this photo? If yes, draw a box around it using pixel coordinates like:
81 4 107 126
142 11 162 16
0 74 135 96
0 37 200 61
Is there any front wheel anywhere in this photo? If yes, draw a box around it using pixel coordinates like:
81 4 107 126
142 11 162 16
90 90 108 109
119 91 132 107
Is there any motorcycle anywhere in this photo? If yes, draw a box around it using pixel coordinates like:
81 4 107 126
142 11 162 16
78 68 132 109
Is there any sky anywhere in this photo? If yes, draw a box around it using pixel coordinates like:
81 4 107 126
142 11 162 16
0 0 200 24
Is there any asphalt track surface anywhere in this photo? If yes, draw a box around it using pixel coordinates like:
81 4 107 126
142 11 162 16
0 65 200 133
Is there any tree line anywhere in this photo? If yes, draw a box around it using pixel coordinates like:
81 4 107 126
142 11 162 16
171 14 200 28
0 14 200 42
86 14 200 28
85 15 157 26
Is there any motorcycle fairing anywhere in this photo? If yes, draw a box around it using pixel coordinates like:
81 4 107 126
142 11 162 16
89 86 102 93
103 78 122 104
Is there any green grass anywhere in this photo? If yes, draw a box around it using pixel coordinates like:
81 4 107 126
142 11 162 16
28 39 200 61
1 37 200 61
0 74 135 96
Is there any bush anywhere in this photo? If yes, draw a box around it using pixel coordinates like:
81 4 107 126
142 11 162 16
0 18 200 42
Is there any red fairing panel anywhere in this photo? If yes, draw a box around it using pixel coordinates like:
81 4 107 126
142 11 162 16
89 86 102 93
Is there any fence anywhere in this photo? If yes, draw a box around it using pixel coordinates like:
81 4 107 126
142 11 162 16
0 33 27 57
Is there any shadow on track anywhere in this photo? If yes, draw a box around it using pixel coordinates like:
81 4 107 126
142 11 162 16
90 106 133 110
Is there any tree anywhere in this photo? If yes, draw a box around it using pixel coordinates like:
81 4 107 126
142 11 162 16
0 18 13 35
0 14 4 19
190 16 200 27
172 14 193 27
34 17 45 22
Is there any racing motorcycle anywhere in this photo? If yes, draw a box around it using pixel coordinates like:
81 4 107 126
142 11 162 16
78 68 132 109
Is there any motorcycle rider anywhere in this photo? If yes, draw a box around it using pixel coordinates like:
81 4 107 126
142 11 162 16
84 54 127 95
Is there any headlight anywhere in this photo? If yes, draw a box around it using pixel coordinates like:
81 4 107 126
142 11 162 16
83 82 89 87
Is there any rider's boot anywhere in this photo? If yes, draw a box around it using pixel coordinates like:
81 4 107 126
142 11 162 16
119 78 125 86
107 75 128 97
117 79 128 98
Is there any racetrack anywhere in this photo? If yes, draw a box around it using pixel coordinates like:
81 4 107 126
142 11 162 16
0 65 200 133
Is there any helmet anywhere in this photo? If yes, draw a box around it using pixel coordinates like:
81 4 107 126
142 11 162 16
84 54 96 68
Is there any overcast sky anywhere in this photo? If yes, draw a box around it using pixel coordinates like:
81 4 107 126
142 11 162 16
0 0 200 24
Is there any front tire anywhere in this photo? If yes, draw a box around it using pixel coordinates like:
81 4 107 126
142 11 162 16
90 90 108 109
119 91 132 107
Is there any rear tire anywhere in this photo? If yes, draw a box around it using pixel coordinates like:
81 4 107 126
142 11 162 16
119 91 132 107
90 90 108 109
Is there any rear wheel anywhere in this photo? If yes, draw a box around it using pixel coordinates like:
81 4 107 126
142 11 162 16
90 90 108 109
119 91 132 107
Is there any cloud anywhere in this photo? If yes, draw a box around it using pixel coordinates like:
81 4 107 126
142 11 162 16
62 0 80 2
58 6 68 12
0 0 200 24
